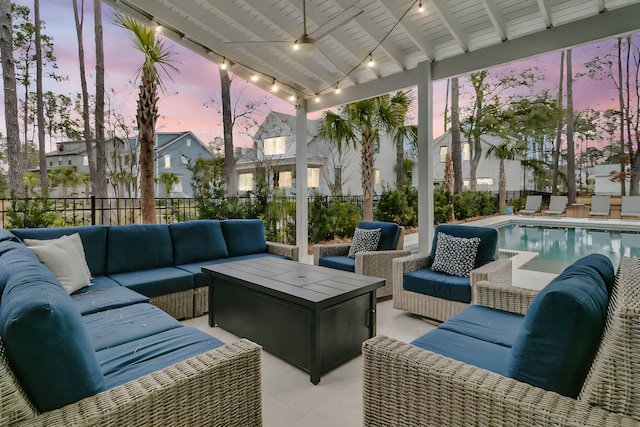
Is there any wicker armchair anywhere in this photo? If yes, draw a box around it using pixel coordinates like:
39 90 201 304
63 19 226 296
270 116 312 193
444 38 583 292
392 224 512 322
313 222 410 298
362 257 640 427
6 339 263 427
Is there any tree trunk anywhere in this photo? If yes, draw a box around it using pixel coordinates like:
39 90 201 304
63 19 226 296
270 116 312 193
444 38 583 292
499 159 506 214
35 0 47 189
138 72 158 224
93 0 107 198
0 0 23 195
566 49 576 204
361 133 375 221
469 133 482 192
624 35 637 195
220 68 236 196
395 134 404 190
451 77 462 193
72 0 97 196
469 71 486 191
618 38 626 196
552 50 564 194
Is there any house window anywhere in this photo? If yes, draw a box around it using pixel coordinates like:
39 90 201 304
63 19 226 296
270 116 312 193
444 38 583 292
279 171 292 188
463 143 470 161
68 158 72 165
439 146 448 162
375 169 381 186
264 136 286 155
58 158 62 166
238 173 254 191
49 161 53 167
307 167 320 188
186 139 191 147
181 154 188 165
164 155 171 169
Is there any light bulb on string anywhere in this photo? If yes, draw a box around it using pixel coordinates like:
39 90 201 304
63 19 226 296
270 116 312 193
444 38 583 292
271 79 278 92
367 54 375 67
220 58 228 70
418 2 424 12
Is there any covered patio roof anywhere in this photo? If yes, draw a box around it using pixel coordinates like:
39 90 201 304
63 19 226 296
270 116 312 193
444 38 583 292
103 0 640 254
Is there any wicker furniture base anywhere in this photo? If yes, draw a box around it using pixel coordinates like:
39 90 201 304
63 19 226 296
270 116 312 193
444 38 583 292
194 286 208 317
149 289 194 320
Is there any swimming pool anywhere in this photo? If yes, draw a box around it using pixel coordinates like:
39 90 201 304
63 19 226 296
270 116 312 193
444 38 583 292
498 224 640 274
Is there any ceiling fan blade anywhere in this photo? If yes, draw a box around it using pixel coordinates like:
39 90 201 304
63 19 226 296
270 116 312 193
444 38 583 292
308 5 363 41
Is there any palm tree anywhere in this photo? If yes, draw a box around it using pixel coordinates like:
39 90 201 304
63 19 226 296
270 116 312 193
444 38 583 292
118 15 177 223
485 140 526 214
156 172 179 196
318 92 409 221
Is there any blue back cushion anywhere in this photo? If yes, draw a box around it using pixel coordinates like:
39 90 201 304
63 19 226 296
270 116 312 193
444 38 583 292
0 253 105 412
430 225 497 268
357 221 400 250
12 226 108 276
221 219 267 257
507 255 611 398
170 220 229 265
107 224 174 274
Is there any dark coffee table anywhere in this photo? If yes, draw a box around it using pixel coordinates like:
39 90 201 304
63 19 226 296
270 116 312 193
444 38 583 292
203 257 384 384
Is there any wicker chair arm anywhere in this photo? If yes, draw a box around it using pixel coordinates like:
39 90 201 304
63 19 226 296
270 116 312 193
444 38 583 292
20 340 262 427
474 281 539 315
362 335 639 427
470 259 513 285
393 253 432 274
355 249 412 281
312 243 351 265
267 241 299 262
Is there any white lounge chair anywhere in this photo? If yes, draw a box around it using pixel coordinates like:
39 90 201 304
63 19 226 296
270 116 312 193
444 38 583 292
621 196 640 219
589 195 611 218
519 195 542 215
544 195 568 216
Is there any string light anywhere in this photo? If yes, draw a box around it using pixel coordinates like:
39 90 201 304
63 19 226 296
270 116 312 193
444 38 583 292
154 23 162 32
293 40 300 51
334 84 341 94
271 78 278 92
250 74 259 82
315 94 320 103
288 95 296 102
220 57 228 70
418 2 424 12
367 54 375 67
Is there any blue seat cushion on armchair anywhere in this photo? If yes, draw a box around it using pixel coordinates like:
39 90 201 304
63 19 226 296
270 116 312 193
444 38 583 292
221 219 268 257
169 220 228 265
412 328 509 376
430 225 497 268
403 268 471 303
318 256 356 272
357 221 400 250
439 305 524 348
507 256 611 398
109 267 194 298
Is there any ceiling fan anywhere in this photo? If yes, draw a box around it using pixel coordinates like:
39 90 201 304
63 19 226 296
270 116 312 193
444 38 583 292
226 0 363 53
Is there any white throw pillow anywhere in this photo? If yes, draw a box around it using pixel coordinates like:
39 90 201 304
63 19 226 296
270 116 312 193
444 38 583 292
431 232 481 277
347 227 381 258
24 233 92 294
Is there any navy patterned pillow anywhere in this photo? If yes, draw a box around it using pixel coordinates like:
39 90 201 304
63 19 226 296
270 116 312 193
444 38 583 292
348 228 381 258
431 232 481 277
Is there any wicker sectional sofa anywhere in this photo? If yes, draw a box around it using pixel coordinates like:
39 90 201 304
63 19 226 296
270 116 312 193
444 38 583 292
363 254 640 426
0 219 298 426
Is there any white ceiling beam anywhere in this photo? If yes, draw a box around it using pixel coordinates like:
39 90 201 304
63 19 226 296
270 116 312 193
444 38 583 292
431 0 469 52
537 0 553 28
481 0 508 41
376 0 436 60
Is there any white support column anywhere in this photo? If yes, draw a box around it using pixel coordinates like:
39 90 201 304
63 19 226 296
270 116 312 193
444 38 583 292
417 61 434 253
295 100 309 259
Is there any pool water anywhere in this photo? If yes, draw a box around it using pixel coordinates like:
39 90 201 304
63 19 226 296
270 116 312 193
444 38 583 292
498 224 640 274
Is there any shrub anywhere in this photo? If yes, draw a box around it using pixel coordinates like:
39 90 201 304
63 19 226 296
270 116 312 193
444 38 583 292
7 187 58 229
374 186 416 226
308 195 360 243
433 186 453 224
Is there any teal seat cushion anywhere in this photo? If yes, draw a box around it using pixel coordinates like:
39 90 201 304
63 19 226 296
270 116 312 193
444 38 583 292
0 259 105 412
412 328 509 376
318 256 356 272
170 220 228 265
221 219 267 257
99 326 224 389
83 303 182 351
357 221 400 250
507 256 611 398
403 268 471 303
430 225 497 268
179 253 288 287
71 276 150 315
107 224 174 274
109 267 194 298
439 305 524 348
12 225 109 276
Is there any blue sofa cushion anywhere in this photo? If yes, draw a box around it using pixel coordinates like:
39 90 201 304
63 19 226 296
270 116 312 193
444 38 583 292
412 328 509 376
430 225 497 269
109 267 194 298
318 256 356 273
179 253 288 287
558 253 615 294
12 225 109 276
221 219 267 257
170 220 228 265
0 260 105 412
439 305 524 348
71 276 150 315
107 224 174 274
83 303 182 351
507 256 611 398
357 221 400 250
99 326 224 389
403 268 471 303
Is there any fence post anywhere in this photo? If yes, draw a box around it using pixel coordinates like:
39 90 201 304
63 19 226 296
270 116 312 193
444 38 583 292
91 195 96 226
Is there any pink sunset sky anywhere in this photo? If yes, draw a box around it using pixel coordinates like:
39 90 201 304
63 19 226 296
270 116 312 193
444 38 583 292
1 0 636 150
